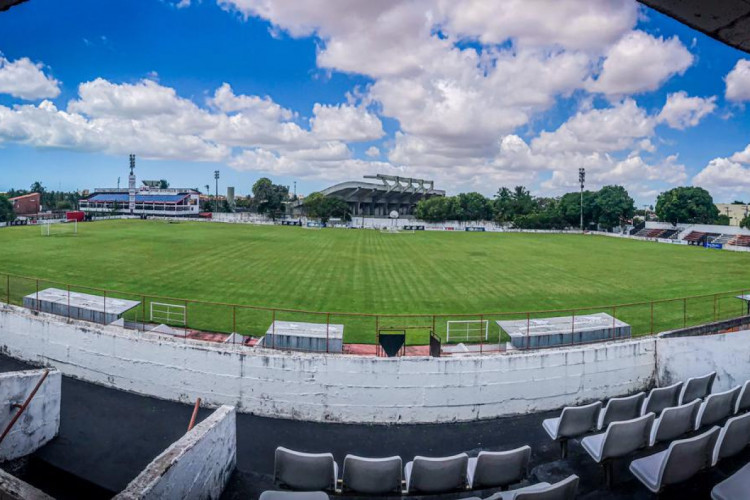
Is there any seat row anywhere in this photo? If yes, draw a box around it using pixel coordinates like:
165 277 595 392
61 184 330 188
266 446 579 499
542 372 750 458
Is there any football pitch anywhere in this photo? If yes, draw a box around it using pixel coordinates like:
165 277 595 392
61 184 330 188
1 219 750 344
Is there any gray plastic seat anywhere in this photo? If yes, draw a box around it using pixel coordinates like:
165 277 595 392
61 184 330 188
542 401 602 457
696 386 741 429
649 399 701 446
486 475 579 500
679 372 716 405
712 412 750 465
274 447 338 492
597 392 645 430
404 453 468 493
629 426 720 493
582 413 654 487
467 445 531 489
641 382 683 417
259 492 329 500
341 455 402 495
711 461 750 500
734 380 750 414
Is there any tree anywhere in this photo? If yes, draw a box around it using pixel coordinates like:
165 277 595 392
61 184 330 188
493 186 536 223
715 214 731 226
595 185 635 230
159 179 170 189
0 195 14 222
741 215 750 230
415 196 460 222
303 193 351 223
456 192 493 221
252 177 289 218
29 181 45 194
558 191 598 228
655 187 719 224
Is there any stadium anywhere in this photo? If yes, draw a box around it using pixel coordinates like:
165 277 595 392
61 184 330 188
2 2 750 500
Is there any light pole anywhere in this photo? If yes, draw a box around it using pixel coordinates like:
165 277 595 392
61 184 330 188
214 170 220 212
578 168 585 232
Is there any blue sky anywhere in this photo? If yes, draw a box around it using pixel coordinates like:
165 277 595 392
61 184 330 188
1 0 749 203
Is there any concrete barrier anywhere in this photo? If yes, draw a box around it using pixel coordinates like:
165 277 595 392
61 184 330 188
0 468 54 500
0 304 656 423
115 405 236 500
0 368 61 461
657 329 750 392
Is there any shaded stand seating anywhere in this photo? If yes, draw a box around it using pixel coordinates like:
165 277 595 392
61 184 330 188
404 453 469 494
482 475 579 500
735 380 750 414
260 492 329 500
649 399 701 446
641 382 683 417
695 387 741 429
542 401 602 458
274 447 338 492
712 413 750 465
467 446 531 490
581 413 654 487
341 455 403 495
711 462 750 500
629 427 720 493
597 392 645 430
680 372 716 405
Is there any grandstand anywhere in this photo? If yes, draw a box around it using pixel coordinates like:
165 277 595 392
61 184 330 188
308 174 445 217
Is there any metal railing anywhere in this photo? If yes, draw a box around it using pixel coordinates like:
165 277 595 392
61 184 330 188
1 271 748 354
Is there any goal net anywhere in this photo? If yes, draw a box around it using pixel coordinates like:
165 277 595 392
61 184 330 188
150 302 187 326
446 320 489 342
40 221 77 237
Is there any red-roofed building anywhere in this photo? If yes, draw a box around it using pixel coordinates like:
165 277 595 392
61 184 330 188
9 193 41 216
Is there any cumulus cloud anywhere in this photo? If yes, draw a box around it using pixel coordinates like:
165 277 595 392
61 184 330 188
310 103 384 142
586 31 693 96
693 143 750 201
658 91 716 130
0 55 60 100
725 59 750 102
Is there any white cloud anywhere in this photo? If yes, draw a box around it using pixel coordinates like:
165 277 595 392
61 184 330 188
365 146 380 157
0 55 60 100
532 99 655 154
693 157 750 201
310 103 384 142
725 59 750 102
586 31 693 96
658 91 716 130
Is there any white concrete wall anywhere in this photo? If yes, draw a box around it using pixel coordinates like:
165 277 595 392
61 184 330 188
656 330 750 392
115 406 236 500
0 468 54 500
0 305 656 423
0 369 61 461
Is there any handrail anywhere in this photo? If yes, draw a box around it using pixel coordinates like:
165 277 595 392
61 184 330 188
187 398 201 432
0 270 748 319
0 369 50 447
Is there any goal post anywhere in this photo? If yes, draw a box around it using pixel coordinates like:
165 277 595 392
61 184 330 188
150 302 187 326
446 320 489 342
40 220 77 237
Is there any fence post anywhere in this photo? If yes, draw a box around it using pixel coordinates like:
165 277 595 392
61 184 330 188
5 274 9 305
233 306 237 345
103 290 107 324
67 284 71 321
713 294 718 322
35 279 39 312
326 312 330 353
271 309 276 349
683 298 687 328
526 312 530 350
571 309 575 345
479 314 483 354
184 300 188 339
142 296 146 332
612 306 617 340
375 315 380 357
650 301 654 335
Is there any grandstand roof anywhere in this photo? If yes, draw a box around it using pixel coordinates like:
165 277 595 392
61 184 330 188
638 0 750 54
86 193 189 204
319 174 445 205
0 0 28 12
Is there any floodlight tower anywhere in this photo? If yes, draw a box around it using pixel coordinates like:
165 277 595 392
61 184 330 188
578 167 585 233
214 170 220 212
128 154 136 215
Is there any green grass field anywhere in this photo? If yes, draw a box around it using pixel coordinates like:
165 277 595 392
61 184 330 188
1 219 749 344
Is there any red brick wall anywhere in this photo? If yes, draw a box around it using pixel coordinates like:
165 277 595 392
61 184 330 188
10 193 40 215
